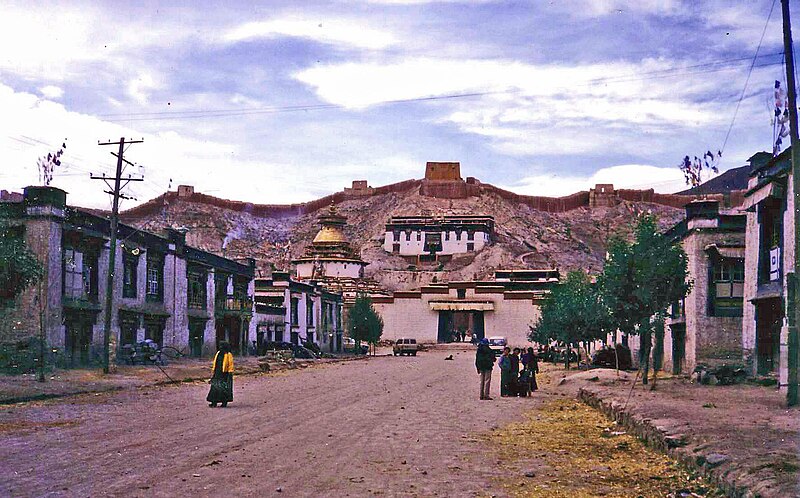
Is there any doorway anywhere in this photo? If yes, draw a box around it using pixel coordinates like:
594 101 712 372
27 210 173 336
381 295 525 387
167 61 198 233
65 316 93 366
670 324 686 375
437 311 484 343
756 298 783 375
189 319 205 357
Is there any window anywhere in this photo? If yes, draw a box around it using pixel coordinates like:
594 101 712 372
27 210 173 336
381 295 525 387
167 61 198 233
455 231 462 241
122 252 138 298
467 231 474 241
405 231 411 241
187 267 207 309
144 317 165 347
146 255 163 302
392 243 400 253
670 298 685 319
291 297 300 326
306 298 314 328
457 288 466 299
758 198 783 284
444 232 450 241
710 259 744 316
416 232 421 241
466 243 475 252
63 248 98 300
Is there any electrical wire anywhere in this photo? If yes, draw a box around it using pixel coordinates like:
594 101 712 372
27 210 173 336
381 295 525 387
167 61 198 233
720 0 778 156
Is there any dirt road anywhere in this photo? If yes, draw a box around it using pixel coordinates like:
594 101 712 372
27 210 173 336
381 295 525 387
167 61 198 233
2 349 542 497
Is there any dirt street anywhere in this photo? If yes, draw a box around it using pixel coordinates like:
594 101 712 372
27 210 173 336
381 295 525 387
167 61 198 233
2 349 544 497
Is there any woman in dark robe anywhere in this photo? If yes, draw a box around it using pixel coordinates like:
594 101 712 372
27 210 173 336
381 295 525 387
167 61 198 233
207 342 234 407
525 347 539 392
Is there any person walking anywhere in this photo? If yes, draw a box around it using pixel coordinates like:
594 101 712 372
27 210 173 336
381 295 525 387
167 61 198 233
498 347 512 397
207 341 234 408
475 338 495 400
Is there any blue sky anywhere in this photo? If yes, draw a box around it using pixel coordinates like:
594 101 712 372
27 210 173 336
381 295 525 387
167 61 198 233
0 0 793 209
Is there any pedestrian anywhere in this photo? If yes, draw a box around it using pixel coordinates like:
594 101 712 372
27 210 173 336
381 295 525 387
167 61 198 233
525 347 539 392
498 347 512 397
475 338 495 400
207 341 234 408
510 348 521 396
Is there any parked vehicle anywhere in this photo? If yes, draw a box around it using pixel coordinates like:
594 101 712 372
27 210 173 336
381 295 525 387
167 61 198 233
393 338 418 356
343 337 369 355
487 336 507 356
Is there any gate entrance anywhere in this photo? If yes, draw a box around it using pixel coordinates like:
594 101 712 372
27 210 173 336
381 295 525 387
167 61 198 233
436 311 485 343
755 298 782 375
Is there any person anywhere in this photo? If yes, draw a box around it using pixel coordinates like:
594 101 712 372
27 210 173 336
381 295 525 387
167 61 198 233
475 338 495 400
207 341 234 407
524 347 539 392
498 347 512 397
510 348 521 395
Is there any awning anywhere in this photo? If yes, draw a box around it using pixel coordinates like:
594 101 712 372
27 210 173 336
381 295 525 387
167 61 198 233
743 182 779 211
705 244 744 259
429 301 495 311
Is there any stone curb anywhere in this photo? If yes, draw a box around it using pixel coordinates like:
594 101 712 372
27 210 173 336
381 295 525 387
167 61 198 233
0 355 370 406
578 387 784 498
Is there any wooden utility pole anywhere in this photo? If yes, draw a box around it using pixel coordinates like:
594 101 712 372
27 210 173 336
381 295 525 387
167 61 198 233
93 137 143 374
782 0 800 407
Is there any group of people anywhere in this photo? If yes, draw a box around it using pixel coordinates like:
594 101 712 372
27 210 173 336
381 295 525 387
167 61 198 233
475 339 539 400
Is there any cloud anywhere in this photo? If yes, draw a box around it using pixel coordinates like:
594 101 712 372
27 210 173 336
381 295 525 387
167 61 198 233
502 164 707 197
39 85 64 99
223 17 396 50
127 74 159 106
295 56 728 155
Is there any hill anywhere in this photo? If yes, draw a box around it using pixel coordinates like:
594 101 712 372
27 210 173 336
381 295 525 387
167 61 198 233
120 177 691 292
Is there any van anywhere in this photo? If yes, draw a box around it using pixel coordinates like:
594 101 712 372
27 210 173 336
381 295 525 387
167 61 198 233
393 338 418 356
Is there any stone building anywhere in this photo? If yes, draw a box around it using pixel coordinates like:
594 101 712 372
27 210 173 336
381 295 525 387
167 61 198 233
372 270 558 346
253 271 343 352
742 149 795 387
1 186 256 366
383 215 494 261
662 199 746 375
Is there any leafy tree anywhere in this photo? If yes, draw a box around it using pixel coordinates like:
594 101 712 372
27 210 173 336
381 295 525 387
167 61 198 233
347 294 384 354
530 270 611 369
598 214 691 385
0 225 44 304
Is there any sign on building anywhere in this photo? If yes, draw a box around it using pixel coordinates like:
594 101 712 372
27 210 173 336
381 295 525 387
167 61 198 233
770 247 781 281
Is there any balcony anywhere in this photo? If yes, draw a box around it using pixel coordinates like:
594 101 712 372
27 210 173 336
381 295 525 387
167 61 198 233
215 295 253 316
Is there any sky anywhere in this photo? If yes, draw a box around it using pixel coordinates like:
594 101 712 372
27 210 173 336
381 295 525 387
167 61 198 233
0 0 794 209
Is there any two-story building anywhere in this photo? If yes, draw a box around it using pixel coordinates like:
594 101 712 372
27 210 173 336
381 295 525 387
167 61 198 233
662 199 746 375
253 272 343 353
0 186 256 367
383 215 494 261
742 150 794 386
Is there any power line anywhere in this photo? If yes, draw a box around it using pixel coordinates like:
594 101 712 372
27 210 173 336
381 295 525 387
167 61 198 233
96 53 788 123
720 0 778 156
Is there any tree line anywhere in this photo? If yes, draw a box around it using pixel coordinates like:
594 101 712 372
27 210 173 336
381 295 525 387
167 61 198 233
529 213 691 386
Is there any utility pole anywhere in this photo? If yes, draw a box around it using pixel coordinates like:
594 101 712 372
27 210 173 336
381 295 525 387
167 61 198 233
93 137 144 374
782 0 800 407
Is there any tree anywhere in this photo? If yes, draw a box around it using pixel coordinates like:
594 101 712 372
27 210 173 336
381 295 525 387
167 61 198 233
598 214 691 385
530 270 611 369
0 222 44 304
347 294 384 354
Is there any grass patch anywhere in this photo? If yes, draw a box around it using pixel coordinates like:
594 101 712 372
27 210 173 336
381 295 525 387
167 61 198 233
486 398 723 497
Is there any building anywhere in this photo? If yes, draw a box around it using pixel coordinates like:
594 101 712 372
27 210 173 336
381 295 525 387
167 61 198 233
372 270 558 346
383 215 494 260
292 204 367 280
662 199 746 375
253 272 343 352
742 149 795 386
0 186 256 366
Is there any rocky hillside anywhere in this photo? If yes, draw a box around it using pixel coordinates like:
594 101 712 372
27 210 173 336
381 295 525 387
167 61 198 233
122 183 685 291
